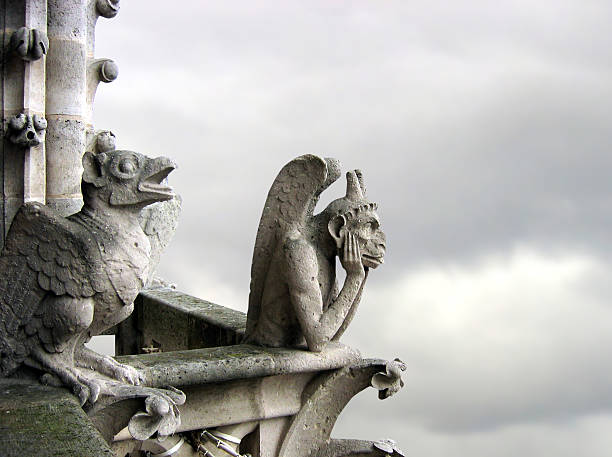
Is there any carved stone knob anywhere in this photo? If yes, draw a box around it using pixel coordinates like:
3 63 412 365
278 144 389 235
99 60 119 82
7 113 47 147
96 131 116 153
96 0 120 18
10 27 49 61
9 113 27 131
33 115 47 131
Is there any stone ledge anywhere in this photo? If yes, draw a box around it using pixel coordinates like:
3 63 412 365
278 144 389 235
118 342 362 388
0 379 114 457
140 288 247 336
114 289 248 354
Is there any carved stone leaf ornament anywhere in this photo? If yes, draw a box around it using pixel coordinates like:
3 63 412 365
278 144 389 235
373 439 405 456
127 386 186 441
370 358 406 399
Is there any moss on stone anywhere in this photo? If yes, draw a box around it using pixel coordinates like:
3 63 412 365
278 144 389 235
0 380 114 457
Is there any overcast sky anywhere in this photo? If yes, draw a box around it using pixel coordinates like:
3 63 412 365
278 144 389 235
93 1 612 455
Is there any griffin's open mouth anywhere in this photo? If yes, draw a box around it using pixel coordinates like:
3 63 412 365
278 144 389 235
138 158 176 198
362 254 384 267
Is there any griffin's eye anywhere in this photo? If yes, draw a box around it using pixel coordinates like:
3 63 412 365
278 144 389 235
119 158 137 174
110 152 141 179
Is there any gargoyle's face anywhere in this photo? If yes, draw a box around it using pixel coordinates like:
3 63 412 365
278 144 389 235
82 150 176 207
344 207 386 269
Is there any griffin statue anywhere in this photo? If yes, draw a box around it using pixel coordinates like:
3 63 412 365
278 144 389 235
244 154 386 351
0 134 175 406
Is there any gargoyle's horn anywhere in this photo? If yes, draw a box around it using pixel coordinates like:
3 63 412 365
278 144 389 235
345 170 364 201
355 169 366 197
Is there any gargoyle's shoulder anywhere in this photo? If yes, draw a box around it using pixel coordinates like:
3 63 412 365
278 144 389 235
6 202 81 241
282 231 316 260
283 229 309 248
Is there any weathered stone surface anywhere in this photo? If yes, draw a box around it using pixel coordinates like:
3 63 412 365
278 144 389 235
0 379 114 457
111 373 312 441
278 359 400 457
245 155 386 352
45 0 88 217
1 0 48 247
317 439 404 457
45 41 87 116
118 342 361 388
133 289 247 353
44 116 87 215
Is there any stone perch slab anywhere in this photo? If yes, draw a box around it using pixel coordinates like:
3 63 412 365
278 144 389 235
118 342 361 388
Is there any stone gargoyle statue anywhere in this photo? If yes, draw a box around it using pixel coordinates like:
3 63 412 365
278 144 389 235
0 132 184 439
244 154 386 351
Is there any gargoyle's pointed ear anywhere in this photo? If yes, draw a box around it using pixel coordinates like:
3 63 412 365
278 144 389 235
328 214 346 249
82 151 108 187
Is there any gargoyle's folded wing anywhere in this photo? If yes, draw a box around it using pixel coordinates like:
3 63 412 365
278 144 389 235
246 155 341 337
0 202 101 374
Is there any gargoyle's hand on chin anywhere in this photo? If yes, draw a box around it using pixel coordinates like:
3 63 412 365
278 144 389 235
340 232 365 279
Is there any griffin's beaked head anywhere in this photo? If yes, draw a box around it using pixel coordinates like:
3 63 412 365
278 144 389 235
82 149 176 208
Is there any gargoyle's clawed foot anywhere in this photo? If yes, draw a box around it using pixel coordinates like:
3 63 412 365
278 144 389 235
32 347 101 405
73 375 103 406
107 360 144 386
76 347 145 385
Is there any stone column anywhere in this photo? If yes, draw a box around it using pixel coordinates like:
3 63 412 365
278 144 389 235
45 0 88 216
1 0 48 248
45 0 118 216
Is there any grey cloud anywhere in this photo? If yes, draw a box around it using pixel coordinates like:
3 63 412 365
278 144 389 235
93 2 612 455
341 255 612 433
95 0 612 283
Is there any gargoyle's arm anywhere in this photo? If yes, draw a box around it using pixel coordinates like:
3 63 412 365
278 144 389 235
285 236 365 352
332 268 368 341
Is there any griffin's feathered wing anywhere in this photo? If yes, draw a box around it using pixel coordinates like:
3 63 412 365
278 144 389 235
245 155 341 337
0 202 103 375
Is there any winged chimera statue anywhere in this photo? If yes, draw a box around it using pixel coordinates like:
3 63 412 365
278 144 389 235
0 134 176 406
244 154 386 351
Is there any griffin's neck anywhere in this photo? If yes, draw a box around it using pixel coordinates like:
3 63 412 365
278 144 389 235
80 194 143 233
